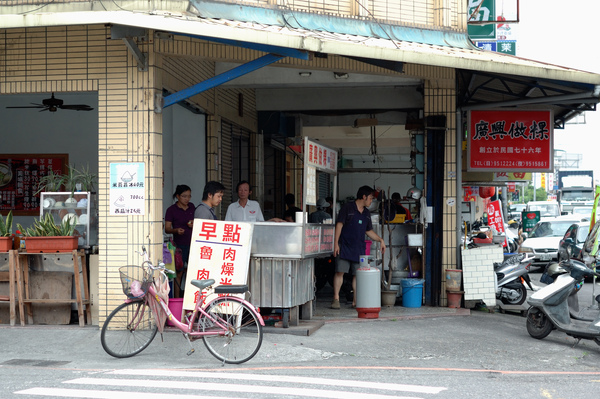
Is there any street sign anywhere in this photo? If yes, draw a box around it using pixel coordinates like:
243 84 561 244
468 0 496 39
522 211 540 233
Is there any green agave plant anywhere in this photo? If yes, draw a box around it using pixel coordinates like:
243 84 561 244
0 210 13 237
34 169 66 195
17 212 75 237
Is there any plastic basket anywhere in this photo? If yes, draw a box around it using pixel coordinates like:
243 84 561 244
119 265 152 299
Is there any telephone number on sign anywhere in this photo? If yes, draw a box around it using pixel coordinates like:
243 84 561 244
471 160 548 168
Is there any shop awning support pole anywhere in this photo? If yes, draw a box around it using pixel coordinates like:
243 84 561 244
162 53 284 109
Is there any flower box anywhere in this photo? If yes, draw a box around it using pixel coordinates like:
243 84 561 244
0 237 12 252
24 236 78 253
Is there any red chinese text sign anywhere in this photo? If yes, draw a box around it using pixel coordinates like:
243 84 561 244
468 110 553 172
183 220 253 310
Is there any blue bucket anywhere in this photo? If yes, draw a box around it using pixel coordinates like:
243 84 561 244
401 278 424 308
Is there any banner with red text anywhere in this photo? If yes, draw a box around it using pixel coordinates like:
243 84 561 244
468 110 553 172
183 220 253 310
487 200 507 247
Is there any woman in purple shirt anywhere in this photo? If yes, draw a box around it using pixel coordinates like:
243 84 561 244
164 184 195 297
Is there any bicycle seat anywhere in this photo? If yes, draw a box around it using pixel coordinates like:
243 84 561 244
214 284 248 294
191 279 215 291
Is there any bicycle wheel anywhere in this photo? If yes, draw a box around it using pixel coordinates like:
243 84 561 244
101 301 158 358
201 297 263 364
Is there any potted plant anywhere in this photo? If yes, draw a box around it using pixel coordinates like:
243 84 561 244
75 163 97 193
34 169 66 195
17 213 77 253
0 211 13 252
64 164 79 207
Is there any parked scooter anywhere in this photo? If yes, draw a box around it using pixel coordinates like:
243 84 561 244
495 253 534 305
526 258 600 343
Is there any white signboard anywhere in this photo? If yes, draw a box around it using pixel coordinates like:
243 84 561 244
306 166 317 206
305 138 338 173
109 162 145 215
183 220 253 310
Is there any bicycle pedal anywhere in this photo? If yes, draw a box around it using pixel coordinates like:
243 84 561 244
186 348 195 356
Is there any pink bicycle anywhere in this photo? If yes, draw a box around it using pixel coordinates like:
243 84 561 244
100 247 264 364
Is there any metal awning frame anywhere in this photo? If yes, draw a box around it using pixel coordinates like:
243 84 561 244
161 34 310 110
457 69 600 129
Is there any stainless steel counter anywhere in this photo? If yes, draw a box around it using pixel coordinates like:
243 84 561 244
248 222 334 323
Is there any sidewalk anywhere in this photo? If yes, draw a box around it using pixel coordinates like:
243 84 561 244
0 284 470 335
263 283 470 336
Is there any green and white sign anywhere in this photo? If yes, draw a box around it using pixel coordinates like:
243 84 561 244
522 211 540 234
468 0 496 39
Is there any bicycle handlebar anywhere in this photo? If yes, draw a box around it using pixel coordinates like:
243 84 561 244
136 246 176 280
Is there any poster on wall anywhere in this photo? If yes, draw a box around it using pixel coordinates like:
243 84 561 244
0 154 68 215
109 162 145 215
467 109 553 172
183 220 253 310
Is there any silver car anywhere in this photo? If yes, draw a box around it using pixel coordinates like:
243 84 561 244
519 217 581 270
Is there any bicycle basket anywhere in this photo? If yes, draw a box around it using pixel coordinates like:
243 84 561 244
119 265 152 299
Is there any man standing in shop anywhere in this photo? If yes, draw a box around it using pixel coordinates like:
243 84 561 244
194 181 226 220
332 185 386 309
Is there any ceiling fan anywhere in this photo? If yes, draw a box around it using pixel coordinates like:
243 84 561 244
6 93 93 112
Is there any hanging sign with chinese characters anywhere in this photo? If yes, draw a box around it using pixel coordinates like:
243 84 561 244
109 162 145 215
487 199 507 247
306 139 338 174
467 110 553 172
493 172 532 182
183 220 254 310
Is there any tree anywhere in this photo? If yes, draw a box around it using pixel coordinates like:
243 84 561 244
523 184 547 203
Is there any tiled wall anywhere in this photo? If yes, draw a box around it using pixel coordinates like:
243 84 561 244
461 245 503 308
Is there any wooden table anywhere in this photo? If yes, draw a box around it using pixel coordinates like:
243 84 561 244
15 249 91 326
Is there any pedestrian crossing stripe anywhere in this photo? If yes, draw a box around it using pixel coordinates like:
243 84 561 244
109 369 446 394
15 369 447 399
64 377 426 399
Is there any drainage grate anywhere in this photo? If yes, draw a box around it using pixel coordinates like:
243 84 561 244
2 359 71 367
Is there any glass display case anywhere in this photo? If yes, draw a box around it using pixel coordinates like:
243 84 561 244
40 192 97 249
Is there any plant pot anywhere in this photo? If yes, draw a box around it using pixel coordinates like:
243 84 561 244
446 290 464 308
0 237 12 252
381 290 397 307
24 236 78 253
446 269 462 292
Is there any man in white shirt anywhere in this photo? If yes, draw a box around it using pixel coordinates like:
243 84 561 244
225 181 266 222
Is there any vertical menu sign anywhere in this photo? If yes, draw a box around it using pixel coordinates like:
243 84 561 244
305 138 338 205
183 220 254 310
0 154 68 215
109 163 145 215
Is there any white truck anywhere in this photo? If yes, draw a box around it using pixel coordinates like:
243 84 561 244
557 169 594 214
526 200 561 220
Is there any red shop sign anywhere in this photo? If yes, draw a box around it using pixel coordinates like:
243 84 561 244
467 110 553 172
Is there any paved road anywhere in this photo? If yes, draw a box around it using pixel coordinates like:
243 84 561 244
2 305 600 398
